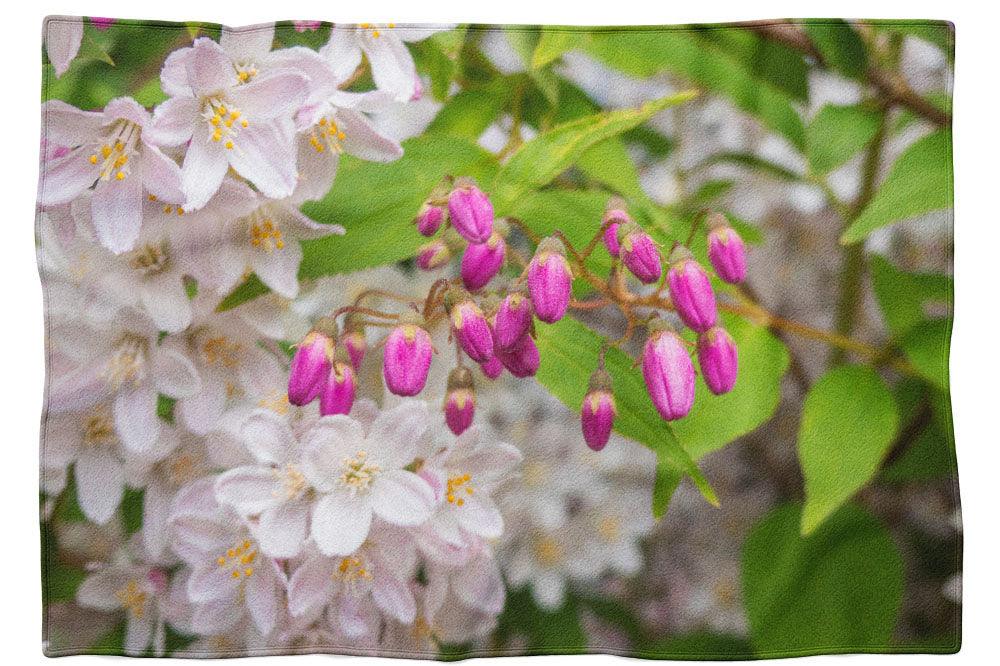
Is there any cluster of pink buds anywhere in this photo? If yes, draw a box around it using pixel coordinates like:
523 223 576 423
287 316 360 416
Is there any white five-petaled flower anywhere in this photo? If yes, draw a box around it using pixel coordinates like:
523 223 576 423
40 97 184 254
151 37 309 210
302 400 436 556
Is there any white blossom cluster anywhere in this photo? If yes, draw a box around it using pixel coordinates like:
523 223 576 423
38 21 528 656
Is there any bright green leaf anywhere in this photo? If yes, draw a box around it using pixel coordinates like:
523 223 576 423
870 255 952 337
798 365 899 535
804 21 868 79
531 30 587 70
900 318 952 391
807 104 881 174
426 78 513 140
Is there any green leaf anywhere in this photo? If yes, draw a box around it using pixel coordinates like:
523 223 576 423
492 91 698 210
900 318 952 391
298 135 497 277
704 30 809 101
496 587 586 653
870 255 952 337
804 20 868 79
533 317 717 513
883 384 956 482
585 31 805 149
742 503 904 654
121 487 145 536
841 130 953 244
798 365 899 535
426 78 513 140
531 30 587 70
807 104 881 174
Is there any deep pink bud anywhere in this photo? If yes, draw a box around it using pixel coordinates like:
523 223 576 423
581 368 616 451
320 361 356 416
619 223 662 284
340 323 367 371
706 214 747 284
603 198 630 258
448 179 493 243
446 290 494 363
287 326 335 406
383 314 433 396
90 17 115 30
480 356 504 380
496 333 540 378
667 247 717 333
641 323 696 421
415 204 445 236
443 366 476 435
528 237 572 324
697 326 738 395
461 231 506 290
416 240 451 271
494 291 533 350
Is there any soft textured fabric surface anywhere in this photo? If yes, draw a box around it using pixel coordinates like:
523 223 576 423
37 17 958 659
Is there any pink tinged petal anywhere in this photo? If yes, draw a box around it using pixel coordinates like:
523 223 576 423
185 38 239 97
76 570 125 610
75 448 124 524
365 35 417 101
295 136 339 201
368 401 429 467
152 347 201 398
456 493 504 539
336 109 403 162
241 409 296 464
143 479 171 559
114 387 161 456
45 18 83 77
302 416 366 490
311 493 372 556
159 47 193 97
270 47 340 106
91 175 144 254
453 554 505 614
42 100 102 145
103 97 150 128
255 500 309 558
180 126 229 210
338 595 377 638
220 25 275 61
320 30 363 81
371 574 416 624
139 273 192 334
176 388 225 436
215 467 281 515
191 598 241 635
226 122 298 200
186 563 237 603
371 470 435 526
140 143 184 203
228 72 309 120
124 613 154 655
244 566 280 635
251 236 303 298
280 206 345 240
39 149 99 206
148 96 199 147
287 555 335 617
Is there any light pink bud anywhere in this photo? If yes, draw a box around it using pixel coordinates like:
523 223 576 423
443 366 476 435
446 290 494 363
581 369 616 451
415 204 445 236
641 323 696 421
320 361 356 416
619 223 662 284
383 314 433 397
697 326 738 395
340 328 367 371
603 198 630 258
480 356 504 380
667 247 717 333
496 333 540 378
494 291 533 350
287 327 334 406
706 214 747 284
528 237 572 324
416 240 451 271
461 231 506 290
448 179 493 243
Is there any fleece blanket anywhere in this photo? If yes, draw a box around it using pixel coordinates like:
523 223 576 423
37 16 959 659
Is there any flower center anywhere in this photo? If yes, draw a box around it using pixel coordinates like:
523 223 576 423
115 579 147 619
126 241 170 276
445 473 474 507
216 539 257 580
308 116 346 154
339 450 381 494
333 555 373 586
258 389 290 414
82 405 117 448
234 61 259 84
273 463 307 500
240 207 285 252
359 22 395 39
89 120 140 182
201 336 243 368
532 535 564 567
106 334 148 390
202 97 248 151
597 516 620 542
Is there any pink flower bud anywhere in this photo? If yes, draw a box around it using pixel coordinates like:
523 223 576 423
320 361 356 416
448 179 493 243
287 327 335 406
480 356 504 380
90 17 115 30
641 323 696 421
494 291 533 350
416 240 450 271
383 314 433 396
443 366 476 435
667 247 717 333
415 204 445 236
496 333 540 378
697 326 738 395
706 214 747 284
461 232 506 290
446 290 494 363
581 368 616 451
619 223 662 284
602 198 631 258
340 325 367 371
528 237 572 324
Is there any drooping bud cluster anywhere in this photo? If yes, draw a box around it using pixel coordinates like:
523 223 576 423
287 317 338 407
461 220 508 290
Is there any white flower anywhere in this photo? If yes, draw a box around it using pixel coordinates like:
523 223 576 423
302 401 435 556
151 37 309 209
169 477 284 637
40 97 184 253
45 17 83 77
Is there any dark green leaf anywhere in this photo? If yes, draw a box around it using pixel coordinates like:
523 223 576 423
870 255 952 338
804 21 868 79
807 104 881 174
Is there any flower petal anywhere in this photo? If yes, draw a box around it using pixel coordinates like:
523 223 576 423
45 18 83 77
40 149 98 206
241 409 296 464
311 493 371 556
220 24 275 61
185 38 238 97
287 554 335 617
371 469 434 526
113 387 161 456
255 500 309 558
180 126 229 210
227 121 298 200
76 448 124 524
214 466 281 515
